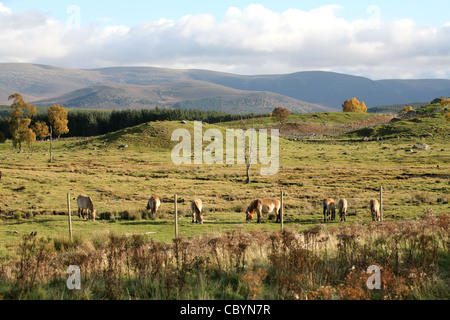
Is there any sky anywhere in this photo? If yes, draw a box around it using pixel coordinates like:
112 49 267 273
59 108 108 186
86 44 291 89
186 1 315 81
1 0 450 79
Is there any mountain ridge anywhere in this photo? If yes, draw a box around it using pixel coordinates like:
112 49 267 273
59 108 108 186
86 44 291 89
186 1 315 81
0 63 449 113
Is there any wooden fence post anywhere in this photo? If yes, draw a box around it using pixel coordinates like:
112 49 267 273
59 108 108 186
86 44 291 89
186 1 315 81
67 193 73 241
174 194 178 238
380 186 383 222
280 191 284 231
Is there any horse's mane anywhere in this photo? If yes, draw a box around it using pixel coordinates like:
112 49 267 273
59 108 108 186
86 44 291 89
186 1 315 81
247 199 262 213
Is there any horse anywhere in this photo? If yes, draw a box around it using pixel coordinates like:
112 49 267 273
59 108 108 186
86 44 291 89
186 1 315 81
322 198 336 222
245 199 281 224
370 199 381 222
146 196 161 219
191 199 203 224
338 199 348 222
77 195 96 221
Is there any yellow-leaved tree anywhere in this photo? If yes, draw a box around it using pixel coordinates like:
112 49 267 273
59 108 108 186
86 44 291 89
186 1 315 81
48 105 69 139
440 98 450 122
342 98 367 113
402 106 414 112
31 121 50 140
26 128 36 150
8 93 37 151
47 105 69 163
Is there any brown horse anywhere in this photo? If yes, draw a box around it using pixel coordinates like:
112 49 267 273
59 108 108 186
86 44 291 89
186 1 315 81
338 199 348 222
191 199 203 224
146 196 161 219
77 195 96 221
246 199 281 224
322 198 336 222
370 199 381 221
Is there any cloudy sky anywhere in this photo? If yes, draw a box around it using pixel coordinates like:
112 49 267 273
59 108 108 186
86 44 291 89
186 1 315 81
1 0 450 79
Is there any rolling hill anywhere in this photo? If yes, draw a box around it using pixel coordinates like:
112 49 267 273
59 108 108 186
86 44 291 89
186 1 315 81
34 80 329 113
0 63 449 113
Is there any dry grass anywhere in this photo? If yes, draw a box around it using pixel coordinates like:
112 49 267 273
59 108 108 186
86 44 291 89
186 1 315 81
0 116 449 300
0 212 447 300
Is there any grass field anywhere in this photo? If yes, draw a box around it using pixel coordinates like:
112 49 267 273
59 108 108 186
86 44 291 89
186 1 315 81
0 110 449 300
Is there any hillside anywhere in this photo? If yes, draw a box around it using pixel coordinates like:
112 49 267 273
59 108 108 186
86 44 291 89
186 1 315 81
0 63 449 112
344 104 450 140
34 80 328 114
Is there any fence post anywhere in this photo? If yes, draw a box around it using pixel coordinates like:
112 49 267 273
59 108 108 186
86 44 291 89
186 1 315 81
174 194 178 238
280 191 284 231
380 186 383 222
67 193 73 241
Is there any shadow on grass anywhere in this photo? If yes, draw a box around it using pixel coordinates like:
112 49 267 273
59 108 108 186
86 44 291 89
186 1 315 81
119 220 172 226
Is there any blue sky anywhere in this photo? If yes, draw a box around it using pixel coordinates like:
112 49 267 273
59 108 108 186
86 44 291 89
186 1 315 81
1 1 450 79
4 0 449 26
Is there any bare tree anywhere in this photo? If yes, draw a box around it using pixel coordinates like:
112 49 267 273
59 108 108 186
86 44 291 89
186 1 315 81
241 117 256 184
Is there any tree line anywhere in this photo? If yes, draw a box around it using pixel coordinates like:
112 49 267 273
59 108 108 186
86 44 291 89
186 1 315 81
0 95 265 145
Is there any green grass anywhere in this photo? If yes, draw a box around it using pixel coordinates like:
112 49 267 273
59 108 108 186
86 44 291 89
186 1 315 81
0 111 449 257
222 111 376 130
346 104 449 139
0 110 449 300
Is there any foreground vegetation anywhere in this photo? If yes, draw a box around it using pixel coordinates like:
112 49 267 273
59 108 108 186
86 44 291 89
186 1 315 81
0 213 447 300
0 108 449 300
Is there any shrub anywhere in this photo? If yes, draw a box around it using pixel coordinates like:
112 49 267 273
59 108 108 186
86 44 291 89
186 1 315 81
119 210 141 220
98 212 115 221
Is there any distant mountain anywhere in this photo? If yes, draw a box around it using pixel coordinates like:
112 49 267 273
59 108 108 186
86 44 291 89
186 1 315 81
0 63 449 113
33 80 328 114
186 70 450 107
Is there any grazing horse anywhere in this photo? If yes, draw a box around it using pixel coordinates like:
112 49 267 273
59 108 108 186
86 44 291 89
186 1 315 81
191 199 203 224
246 199 281 224
146 196 161 219
322 198 336 222
338 199 348 222
370 199 381 222
77 195 96 221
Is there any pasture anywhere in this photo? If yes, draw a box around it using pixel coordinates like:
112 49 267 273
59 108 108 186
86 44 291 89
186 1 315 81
0 112 449 300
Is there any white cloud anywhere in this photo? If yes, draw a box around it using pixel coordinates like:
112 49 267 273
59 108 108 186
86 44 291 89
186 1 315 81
0 4 449 79
0 2 11 15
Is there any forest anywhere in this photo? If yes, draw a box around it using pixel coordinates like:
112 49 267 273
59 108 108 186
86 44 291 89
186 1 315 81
0 107 265 141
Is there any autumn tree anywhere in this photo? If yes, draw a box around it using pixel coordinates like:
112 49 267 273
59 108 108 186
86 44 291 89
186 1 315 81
31 121 50 140
438 98 450 122
271 106 291 132
342 98 367 113
8 93 37 151
402 106 414 112
26 128 36 150
48 105 69 139
440 98 450 110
